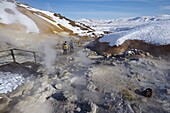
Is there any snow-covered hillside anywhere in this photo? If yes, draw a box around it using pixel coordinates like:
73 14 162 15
0 1 39 33
77 15 170 33
17 3 98 36
0 0 101 38
99 21 170 46
78 15 170 46
84 15 170 56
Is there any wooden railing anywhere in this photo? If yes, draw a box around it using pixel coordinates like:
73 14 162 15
0 48 37 63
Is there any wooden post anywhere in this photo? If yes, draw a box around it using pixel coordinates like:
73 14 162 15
33 52 36 63
10 49 16 62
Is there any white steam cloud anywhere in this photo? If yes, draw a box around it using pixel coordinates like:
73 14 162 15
0 33 17 48
0 31 58 73
76 51 92 65
41 38 57 73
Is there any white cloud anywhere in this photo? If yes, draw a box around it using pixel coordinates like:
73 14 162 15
162 5 170 10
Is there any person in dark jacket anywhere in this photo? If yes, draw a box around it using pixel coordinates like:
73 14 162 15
69 39 74 53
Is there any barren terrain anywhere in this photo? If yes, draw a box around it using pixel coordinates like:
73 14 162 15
0 44 169 113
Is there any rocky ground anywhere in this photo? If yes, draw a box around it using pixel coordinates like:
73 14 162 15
0 44 170 113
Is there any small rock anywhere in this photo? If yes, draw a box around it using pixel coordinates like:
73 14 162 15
63 91 77 102
145 52 153 58
104 92 112 98
71 68 74 72
130 71 135 75
145 52 150 56
59 70 71 78
110 93 114 99
51 75 58 80
88 101 98 113
87 82 97 92
95 88 100 92
166 88 170 94
143 88 153 98
137 79 141 82
68 57 74 61
47 96 56 102
111 62 116 66
75 107 81 112
36 85 56 103
55 83 62 90
158 57 162 60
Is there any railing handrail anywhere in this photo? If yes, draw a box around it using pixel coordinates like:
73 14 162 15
0 48 37 63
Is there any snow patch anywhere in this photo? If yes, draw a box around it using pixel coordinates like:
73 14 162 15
0 72 27 94
0 1 39 33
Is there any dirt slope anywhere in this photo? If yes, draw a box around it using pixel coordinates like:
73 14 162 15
87 39 170 58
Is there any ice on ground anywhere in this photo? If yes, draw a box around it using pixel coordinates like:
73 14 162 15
0 72 26 94
0 1 39 33
99 21 170 46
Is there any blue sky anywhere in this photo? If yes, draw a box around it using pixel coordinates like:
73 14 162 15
17 0 170 20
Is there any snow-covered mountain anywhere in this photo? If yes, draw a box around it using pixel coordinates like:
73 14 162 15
77 15 170 33
100 21 170 46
